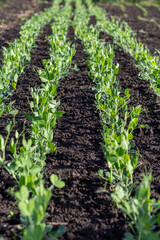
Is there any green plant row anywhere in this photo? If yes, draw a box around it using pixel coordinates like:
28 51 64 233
0 1 75 239
73 0 141 186
92 0 160 5
87 1 160 98
0 0 61 117
73 1 160 239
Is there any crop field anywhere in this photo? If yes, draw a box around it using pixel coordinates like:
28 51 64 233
0 0 160 239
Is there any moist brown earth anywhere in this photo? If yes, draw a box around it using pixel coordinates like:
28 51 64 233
98 3 160 54
0 2 160 240
0 0 47 21
145 5 160 24
0 0 52 65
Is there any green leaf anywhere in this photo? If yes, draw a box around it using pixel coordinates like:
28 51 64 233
131 105 141 118
114 66 119 74
155 87 160 93
111 185 125 204
15 186 29 202
49 226 67 239
48 131 53 142
128 133 133 140
50 174 58 184
55 111 65 119
98 169 104 178
25 225 44 240
22 136 27 148
8 108 18 115
0 135 5 151
50 174 65 189
48 142 56 152
123 232 135 240
128 118 138 132
9 137 16 154
122 103 128 114
40 77 49 83
12 82 17 90
49 100 58 110
126 161 133 175
124 88 130 98
0 156 4 165
24 113 41 122
5 121 12 133
55 180 65 189
38 120 46 127
121 138 128 151
30 165 41 175
7 211 15 218
15 130 19 139
50 118 56 127
14 73 18 83
27 199 35 215
30 101 34 109
18 202 30 217
107 154 118 163
116 147 124 156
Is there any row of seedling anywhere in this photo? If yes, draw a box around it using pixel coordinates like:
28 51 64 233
86 0 160 98
73 1 160 239
0 1 75 239
0 0 61 117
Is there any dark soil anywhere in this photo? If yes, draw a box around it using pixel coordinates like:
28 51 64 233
0 0 52 22
99 3 160 54
145 5 160 24
0 0 52 65
97 3 123 19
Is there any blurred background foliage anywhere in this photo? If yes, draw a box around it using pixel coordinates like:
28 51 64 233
93 0 160 4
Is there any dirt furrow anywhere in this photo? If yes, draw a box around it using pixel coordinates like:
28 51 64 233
44 26 128 240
